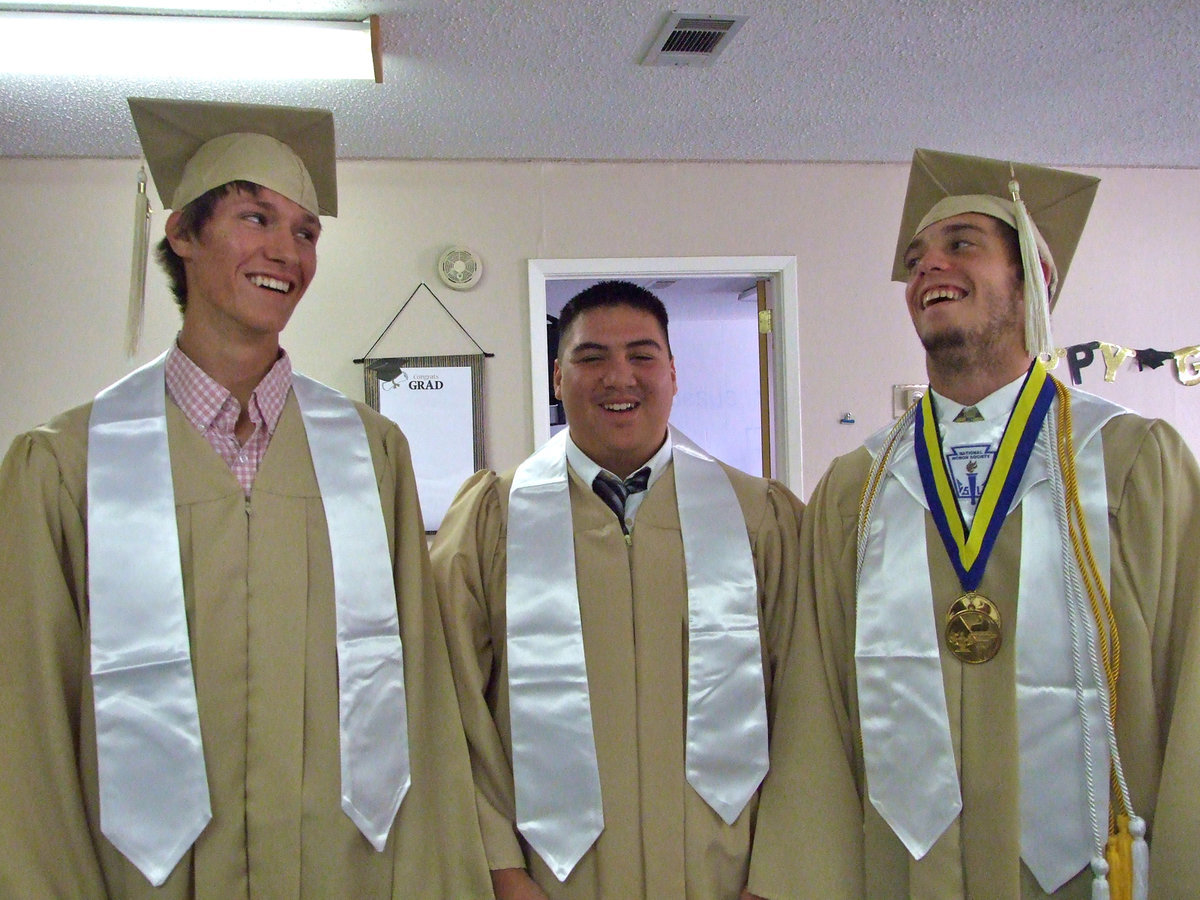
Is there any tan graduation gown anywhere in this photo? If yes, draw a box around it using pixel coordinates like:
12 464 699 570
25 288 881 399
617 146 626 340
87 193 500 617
747 410 1200 899
431 460 803 899
0 394 491 899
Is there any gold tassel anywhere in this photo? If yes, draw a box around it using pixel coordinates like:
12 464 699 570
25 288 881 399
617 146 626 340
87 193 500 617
126 164 151 358
1105 814 1133 900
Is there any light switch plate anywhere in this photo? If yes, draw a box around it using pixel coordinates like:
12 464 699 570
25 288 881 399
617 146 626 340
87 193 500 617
892 383 927 417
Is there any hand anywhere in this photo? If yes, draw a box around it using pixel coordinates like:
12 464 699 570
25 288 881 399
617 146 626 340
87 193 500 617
490 867 550 900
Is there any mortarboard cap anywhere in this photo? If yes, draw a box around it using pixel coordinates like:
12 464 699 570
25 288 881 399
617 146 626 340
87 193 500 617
892 148 1098 303
127 97 337 216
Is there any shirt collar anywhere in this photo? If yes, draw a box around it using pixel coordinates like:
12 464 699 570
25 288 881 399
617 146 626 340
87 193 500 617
564 429 673 490
165 342 293 436
930 369 1027 426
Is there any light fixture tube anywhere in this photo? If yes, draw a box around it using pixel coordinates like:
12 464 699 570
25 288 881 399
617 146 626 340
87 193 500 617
0 11 381 82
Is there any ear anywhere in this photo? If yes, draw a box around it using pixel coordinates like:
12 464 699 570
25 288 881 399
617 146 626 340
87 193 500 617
552 359 563 401
1040 258 1053 289
164 209 195 260
669 355 678 397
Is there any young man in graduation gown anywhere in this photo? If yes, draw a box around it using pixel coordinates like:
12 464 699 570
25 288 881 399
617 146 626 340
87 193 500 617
431 280 804 899
0 98 491 899
746 149 1200 899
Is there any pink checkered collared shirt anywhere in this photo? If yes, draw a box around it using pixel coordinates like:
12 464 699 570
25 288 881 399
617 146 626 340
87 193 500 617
165 344 293 495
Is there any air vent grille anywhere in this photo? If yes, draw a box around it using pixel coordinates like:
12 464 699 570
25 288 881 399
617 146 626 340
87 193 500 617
642 12 747 67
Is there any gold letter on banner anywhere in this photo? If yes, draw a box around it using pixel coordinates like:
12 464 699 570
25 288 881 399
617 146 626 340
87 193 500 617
1040 348 1066 371
1039 342 1198 384
1175 346 1200 386
1100 343 1133 382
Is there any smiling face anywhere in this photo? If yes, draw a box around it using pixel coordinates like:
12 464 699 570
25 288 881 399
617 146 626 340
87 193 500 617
554 303 677 478
167 184 320 346
902 212 1030 380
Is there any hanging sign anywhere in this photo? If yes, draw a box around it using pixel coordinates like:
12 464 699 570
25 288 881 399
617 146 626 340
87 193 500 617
363 355 485 533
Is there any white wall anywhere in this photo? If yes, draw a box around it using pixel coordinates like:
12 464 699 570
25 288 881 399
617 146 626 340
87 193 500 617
670 316 763 477
1 157 1196 499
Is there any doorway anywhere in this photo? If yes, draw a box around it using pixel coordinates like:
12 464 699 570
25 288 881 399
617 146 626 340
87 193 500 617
527 256 803 491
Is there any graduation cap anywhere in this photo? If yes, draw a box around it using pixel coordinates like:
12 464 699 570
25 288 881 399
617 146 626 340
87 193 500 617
128 96 337 216
892 148 1100 358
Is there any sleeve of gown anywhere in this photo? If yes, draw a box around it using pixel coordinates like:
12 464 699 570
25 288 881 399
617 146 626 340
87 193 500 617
430 470 528 871
376 425 494 898
757 480 804 722
1119 420 1200 894
0 431 109 897
746 457 866 900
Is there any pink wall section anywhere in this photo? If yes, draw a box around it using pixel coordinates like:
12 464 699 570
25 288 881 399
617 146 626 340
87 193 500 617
0 157 1195 498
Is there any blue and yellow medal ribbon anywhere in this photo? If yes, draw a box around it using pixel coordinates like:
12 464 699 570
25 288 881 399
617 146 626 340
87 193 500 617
915 361 1056 591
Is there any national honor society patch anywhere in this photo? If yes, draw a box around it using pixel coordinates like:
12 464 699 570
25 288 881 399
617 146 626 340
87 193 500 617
944 442 996 506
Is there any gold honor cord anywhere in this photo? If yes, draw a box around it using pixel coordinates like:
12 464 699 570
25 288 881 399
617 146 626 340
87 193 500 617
1055 378 1121 731
1053 377 1146 898
1054 384 1125 791
855 403 919 587
857 408 915 539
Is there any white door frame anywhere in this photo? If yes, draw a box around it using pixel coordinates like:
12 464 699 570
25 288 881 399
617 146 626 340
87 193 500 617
527 256 804 491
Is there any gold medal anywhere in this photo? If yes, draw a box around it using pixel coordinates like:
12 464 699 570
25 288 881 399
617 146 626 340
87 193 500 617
945 591 1002 664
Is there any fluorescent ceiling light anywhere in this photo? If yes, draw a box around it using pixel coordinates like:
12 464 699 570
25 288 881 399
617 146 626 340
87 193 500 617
0 11 382 81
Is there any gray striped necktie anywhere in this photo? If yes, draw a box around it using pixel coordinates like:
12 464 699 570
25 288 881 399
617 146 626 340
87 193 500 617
591 467 650 529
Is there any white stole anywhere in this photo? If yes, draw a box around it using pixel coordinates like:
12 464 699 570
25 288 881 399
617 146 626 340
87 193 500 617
505 427 768 881
88 352 409 886
855 388 1123 891
89 353 210 887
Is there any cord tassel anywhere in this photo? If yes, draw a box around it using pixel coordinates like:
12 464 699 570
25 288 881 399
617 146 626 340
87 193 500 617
126 164 151 358
1092 857 1112 900
1009 176 1054 360
1106 815 1133 900
1130 816 1149 900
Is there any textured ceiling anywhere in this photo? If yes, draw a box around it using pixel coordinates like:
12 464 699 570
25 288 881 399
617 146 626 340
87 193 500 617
3 0 1199 167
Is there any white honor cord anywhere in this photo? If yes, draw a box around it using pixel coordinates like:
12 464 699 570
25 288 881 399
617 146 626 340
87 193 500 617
1045 409 1108 887
1048 397 1146 900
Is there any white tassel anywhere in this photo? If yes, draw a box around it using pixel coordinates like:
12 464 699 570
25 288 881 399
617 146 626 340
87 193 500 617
125 165 151 358
1009 177 1054 360
1130 816 1149 900
1092 856 1112 900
